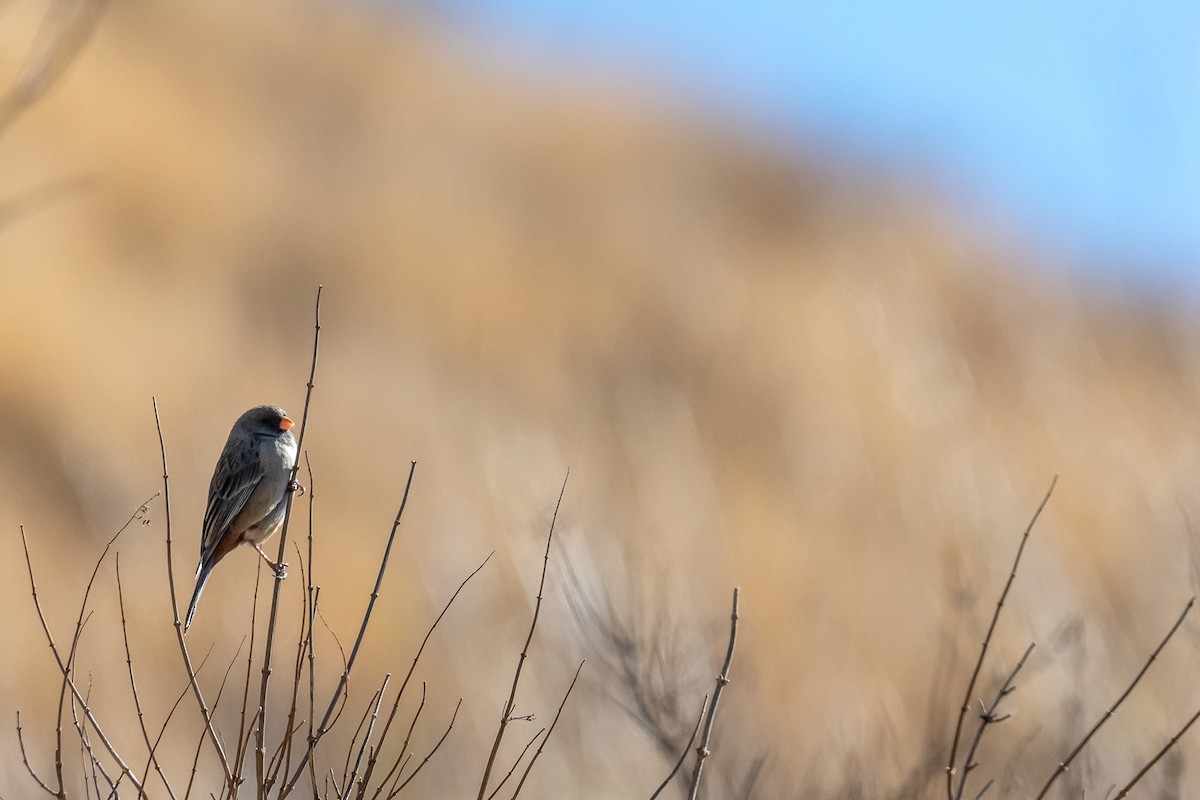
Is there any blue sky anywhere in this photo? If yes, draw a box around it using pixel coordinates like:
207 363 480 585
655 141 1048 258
447 1 1200 282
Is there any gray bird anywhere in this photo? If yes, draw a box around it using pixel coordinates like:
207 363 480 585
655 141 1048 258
185 404 298 633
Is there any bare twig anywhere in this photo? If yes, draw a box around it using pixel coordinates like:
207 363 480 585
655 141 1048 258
650 695 709 800
283 459 418 793
1035 596 1195 800
688 587 740 800
946 475 1057 800
68 672 116 795
343 675 390 800
235 567 264 795
54 498 154 797
258 284 323 798
1114 702 1200 798
179 646 218 800
154 396 234 788
361 551 493 794
390 699 462 797
509 660 585 799
20 525 144 793
141 659 214 800
272 540 311 784
16 711 58 797
307 586 322 796
117 554 178 800
485 728 544 800
342 686 385 792
478 472 568 800
369 684 427 800
954 642 1035 800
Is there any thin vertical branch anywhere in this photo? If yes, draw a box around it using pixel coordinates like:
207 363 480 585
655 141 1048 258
304 453 320 796
116 555 178 800
953 642 1035 800
509 659 585 799
1035 596 1195 800
341 688 384 792
343 675 390 800
688 587 740 800
946 474 1057 800
154 396 235 788
1114 702 1200 798
234 567 264 796
361 552 493 795
16 711 58 797
258 284 323 798
283 460 419 793
270 541 311 785
51 498 153 798
484 728 544 800
20 525 144 793
650 695 709 800
477 472 569 800
141 656 215 800
390 699 462 797
369 684 427 800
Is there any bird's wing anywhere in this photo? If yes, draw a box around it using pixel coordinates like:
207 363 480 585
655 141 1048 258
199 438 263 565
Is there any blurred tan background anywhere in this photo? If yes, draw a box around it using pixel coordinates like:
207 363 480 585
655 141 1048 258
5 0 1200 797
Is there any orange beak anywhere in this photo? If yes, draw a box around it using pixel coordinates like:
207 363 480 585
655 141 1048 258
279 416 295 431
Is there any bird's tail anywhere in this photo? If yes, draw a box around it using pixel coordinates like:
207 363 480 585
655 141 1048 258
184 561 213 634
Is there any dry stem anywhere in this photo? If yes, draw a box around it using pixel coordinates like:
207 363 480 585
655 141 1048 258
283 459 418 793
946 474 1057 799
650 694 709 800
258 284 323 798
687 587 740 800
154 396 234 787
1035 596 1195 800
477 471 569 800
954 642 1035 800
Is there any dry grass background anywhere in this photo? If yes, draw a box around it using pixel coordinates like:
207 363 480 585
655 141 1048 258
5 0 1200 797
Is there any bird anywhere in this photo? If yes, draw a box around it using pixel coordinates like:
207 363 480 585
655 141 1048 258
185 404 299 633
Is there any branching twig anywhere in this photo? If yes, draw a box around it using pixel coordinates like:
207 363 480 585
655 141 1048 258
116 555 177 800
509 660 585 799
258 284 323 798
1035 596 1195 800
650 695 709 800
235 568 264 795
343 675 390 800
954 642 1035 800
141 657 215 800
20 525 144 793
484 728 544 800
946 475 1057 800
477 472 568 800
283 459 418 793
361 551 493 794
369 684 427 800
16 711 58 798
389 699 462 797
154 397 234 788
688 587 740 800
1114 702 1200 798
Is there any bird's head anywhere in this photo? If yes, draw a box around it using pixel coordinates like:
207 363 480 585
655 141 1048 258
235 404 295 437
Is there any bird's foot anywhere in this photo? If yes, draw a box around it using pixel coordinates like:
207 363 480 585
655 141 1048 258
288 480 307 497
254 545 289 580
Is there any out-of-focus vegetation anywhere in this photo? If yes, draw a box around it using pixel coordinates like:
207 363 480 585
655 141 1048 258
6 0 1200 796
